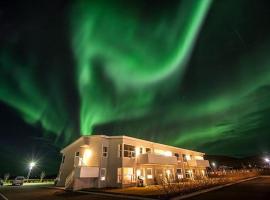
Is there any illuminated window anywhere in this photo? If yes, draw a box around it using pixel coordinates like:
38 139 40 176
176 168 183 179
154 149 172 156
117 168 122 183
146 168 153 179
195 155 204 160
185 170 192 179
124 144 135 158
102 146 108 157
123 168 135 183
75 152 80 157
100 168 106 181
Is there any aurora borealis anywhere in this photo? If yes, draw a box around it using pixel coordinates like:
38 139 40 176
1 0 270 174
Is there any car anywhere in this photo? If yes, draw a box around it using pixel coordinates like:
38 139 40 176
0 178 3 186
12 176 25 186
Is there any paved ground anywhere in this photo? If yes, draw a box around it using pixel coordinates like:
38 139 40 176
0 184 129 200
187 176 270 200
0 177 269 200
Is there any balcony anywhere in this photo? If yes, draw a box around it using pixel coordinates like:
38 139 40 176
187 159 210 167
137 153 177 165
74 166 99 178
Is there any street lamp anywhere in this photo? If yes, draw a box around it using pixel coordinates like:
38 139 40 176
27 162 36 182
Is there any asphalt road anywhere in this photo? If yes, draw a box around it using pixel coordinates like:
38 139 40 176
0 184 129 200
187 176 270 200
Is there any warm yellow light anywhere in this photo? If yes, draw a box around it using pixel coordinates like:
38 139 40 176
136 169 141 176
166 169 171 175
83 149 92 165
84 149 92 157
135 147 140 156
185 155 191 160
147 175 153 179
195 156 203 160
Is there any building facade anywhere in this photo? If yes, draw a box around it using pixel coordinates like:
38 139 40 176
56 135 210 190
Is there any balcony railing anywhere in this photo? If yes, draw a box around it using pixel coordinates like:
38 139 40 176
74 166 99 178
137 153 177 165
187 159 210 167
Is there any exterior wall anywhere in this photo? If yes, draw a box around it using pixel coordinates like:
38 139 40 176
57 135 209 189
56 138 85 186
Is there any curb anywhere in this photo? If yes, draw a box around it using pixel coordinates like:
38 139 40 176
44 186 157 200
0 192 8 200
77 190 157 200
171 176 259 200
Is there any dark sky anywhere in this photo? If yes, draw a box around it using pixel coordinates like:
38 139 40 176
1 0 270 176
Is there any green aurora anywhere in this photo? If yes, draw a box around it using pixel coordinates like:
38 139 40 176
1 0 270 156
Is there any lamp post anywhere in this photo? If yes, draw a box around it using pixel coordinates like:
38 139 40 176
26 162 36 182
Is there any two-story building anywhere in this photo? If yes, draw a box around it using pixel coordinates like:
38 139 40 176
56 135 210 190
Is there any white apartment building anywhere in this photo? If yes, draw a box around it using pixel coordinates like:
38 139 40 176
56 135 210 190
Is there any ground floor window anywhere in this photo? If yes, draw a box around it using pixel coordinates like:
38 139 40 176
146 168 153 179
123 168 135 184
117 168 122 183
185 169 192 179
100 168 106 181
176 168 183 179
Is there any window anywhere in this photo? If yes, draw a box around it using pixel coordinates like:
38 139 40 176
118 144 122 157
117 168 122 183
100 168 106 181
62 155 65 163
102 146 108 157
146 148 151 153
124 144 135 158
176 168 183 179
123 168 135 183
140 147 143 154
174 153 180 160
182 154 187 162
176 168 182 174
185 170 192 179
146 168 153 179
75 151 80 157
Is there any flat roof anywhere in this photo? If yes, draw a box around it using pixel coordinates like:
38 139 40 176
61 134 204 155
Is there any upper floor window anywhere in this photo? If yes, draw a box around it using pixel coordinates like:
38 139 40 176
118 144 122 157
103 146 108 157
182 154 187 162
174 153 180 160
124 144 135 158
140 147 143 154
146 148 151 153
75 151 80 157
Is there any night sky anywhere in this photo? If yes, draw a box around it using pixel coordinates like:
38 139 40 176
1 0 270 176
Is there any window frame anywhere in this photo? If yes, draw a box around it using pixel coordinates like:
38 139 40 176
102 145 108 157
100 168 106 181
